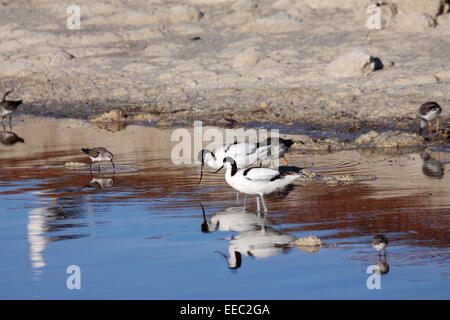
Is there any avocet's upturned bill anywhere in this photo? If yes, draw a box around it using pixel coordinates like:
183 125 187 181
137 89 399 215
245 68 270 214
216 156 300 212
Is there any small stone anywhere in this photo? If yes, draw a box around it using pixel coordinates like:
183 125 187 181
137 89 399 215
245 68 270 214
64 161 86 168
231 47 262 69
90 109 125 123
295 236 323 253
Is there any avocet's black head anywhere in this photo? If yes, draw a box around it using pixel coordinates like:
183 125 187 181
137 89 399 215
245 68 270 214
223 156 236 165
215 250 242 270
217 156 237 176
228 251 242 270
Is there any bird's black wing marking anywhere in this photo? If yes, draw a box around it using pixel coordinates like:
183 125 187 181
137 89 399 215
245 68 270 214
3 100 22 111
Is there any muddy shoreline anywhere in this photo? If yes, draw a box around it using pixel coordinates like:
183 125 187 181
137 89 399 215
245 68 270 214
2 0 450 135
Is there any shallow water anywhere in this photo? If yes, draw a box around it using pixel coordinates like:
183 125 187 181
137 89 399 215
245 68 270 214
1 117 449 299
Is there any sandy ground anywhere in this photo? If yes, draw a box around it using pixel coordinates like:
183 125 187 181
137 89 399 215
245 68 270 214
1 0 450 131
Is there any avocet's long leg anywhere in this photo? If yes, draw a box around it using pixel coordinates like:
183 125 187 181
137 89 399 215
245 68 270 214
243 195 248 210
256 196 261 212
260 195 268 212
236 192 239 204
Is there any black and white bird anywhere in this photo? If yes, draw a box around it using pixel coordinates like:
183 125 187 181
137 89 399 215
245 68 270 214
198 138 294 184
81 147 115 173
215 156 300 212
1 89 22 129
216 223 296 270
372 234 388 256
198 141 261 184
419 102 442 137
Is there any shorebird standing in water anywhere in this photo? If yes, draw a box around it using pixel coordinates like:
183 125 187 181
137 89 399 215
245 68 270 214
372 234 388 256
215 156 300 212
198 137 295 184
82 147 115 173
419 102 442 137
1 89 22 130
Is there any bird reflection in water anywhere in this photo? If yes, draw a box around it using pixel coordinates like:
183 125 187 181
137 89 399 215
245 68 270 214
370 234 390 275
0 131 24 145
201 204 295 270
27 189 90 280
84 173 115 190
420 151 444 179
374 256 390 275
201 204 265 234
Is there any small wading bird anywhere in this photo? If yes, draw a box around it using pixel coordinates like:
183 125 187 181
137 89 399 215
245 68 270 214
1 89 22 130
420 151 444 179
0 131 24 145
372 234 388 256
215 156 301 212
81 147 115 173
197 137 294 185
419 101 442 137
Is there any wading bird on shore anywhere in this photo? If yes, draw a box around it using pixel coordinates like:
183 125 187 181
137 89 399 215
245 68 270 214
197 137 294 185
81 147 115 173
1 89 22 130
419 102 442 137
214 157 300 212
